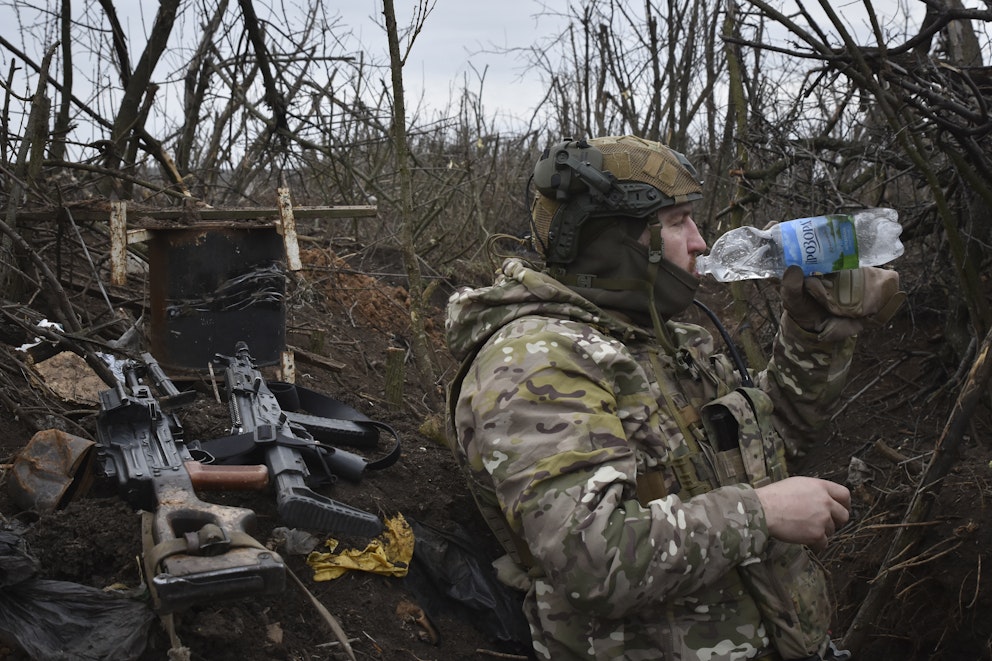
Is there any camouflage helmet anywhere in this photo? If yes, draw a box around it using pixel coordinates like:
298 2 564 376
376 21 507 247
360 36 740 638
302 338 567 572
530 135 703 264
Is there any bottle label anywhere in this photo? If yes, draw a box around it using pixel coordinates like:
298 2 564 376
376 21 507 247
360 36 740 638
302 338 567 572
779 215 859 275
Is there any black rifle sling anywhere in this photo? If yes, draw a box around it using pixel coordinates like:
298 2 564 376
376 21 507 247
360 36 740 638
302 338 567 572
269 382 401 471
196 382 401 472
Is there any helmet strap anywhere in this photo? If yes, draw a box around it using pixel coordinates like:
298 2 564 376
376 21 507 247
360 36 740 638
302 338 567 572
646 223 679 355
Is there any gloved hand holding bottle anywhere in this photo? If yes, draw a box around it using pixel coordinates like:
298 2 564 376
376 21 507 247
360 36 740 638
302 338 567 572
780 265 906 342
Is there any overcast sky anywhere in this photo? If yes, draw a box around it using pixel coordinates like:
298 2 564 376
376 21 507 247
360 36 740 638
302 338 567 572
334 0 557 124
0 0 947 139
326 0 931 123
0 0 563 140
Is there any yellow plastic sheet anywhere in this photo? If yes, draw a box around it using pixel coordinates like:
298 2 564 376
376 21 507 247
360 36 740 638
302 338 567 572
306 513 414 581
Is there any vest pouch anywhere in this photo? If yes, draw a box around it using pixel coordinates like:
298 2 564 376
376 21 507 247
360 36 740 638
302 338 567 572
738 540 832 659
699 388 828 657
699 387 787 488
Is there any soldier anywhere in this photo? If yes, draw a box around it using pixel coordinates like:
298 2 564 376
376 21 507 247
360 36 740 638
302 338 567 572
444 136 905 661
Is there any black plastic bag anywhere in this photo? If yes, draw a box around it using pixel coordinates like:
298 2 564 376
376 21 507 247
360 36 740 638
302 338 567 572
0 531 154 660
405 519 531 651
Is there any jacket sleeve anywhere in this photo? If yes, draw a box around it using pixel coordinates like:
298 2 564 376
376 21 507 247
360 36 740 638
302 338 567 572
456 317 769 619
757 313 857 457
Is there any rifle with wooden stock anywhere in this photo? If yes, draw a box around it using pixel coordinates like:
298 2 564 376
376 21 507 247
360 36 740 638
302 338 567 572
94 353 285 614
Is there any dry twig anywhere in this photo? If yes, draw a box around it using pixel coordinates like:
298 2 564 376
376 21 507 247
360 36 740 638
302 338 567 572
287 568 357 661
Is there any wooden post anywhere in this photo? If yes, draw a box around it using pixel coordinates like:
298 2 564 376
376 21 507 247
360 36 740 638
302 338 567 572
280 349 296 384
276 187 302 271
384 347 406 410
110 201 128 286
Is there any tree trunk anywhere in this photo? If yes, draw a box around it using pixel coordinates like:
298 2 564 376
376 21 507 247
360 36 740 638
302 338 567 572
2 44 57 298
103 0 180 196
720 0 767 371
51 0 73 162
382 0 440 406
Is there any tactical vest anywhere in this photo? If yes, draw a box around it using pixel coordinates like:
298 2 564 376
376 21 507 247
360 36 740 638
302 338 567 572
643 346 832 661
445 332 832 660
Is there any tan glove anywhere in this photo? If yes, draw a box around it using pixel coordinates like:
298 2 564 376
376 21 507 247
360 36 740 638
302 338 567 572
781 266 906 342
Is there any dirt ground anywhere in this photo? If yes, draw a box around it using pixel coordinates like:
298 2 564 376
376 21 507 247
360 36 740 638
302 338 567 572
0 233 989 661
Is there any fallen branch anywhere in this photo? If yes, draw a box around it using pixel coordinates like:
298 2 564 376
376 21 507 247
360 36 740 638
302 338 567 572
963 556 981 610
830 352 913 421
842 324 992 654
288 344 345 372
476 649 530 660
881 538 962 574
872 439 923 476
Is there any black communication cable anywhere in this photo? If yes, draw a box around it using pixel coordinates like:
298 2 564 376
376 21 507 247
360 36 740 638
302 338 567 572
692 299 755 388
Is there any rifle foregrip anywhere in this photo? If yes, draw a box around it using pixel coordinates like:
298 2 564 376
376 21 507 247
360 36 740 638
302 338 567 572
185 461 269 490
277 484 383 537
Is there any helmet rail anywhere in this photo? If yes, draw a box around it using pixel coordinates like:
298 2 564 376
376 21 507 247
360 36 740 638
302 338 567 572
530 136 702 265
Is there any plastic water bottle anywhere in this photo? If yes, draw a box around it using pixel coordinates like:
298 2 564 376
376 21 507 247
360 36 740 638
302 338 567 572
695 208 904 282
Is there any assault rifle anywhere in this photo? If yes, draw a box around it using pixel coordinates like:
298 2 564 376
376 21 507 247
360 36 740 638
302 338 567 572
207 342 391 538
94 354 285 613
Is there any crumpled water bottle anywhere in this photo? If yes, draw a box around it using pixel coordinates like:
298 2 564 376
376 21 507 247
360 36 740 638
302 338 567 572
696 208 904 282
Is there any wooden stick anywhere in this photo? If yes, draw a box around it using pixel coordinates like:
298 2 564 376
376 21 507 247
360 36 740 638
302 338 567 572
287 567 357 661
288 344 345 372
384 346 406 411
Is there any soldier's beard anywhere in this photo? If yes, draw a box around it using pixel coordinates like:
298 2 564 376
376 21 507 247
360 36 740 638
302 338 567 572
555 221 699 325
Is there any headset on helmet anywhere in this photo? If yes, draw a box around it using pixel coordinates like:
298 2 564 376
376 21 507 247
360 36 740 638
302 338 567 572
530 136 703 264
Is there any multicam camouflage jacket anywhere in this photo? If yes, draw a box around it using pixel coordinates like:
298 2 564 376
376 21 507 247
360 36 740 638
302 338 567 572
445 258 856 661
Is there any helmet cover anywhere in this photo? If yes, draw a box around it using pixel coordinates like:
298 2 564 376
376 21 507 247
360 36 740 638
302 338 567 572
531 135 703 263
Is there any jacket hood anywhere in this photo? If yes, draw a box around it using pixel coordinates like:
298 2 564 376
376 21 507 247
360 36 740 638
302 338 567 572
445 258 648 361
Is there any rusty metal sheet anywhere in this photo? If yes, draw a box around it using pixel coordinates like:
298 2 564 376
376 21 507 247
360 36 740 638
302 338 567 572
9 429 96 514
